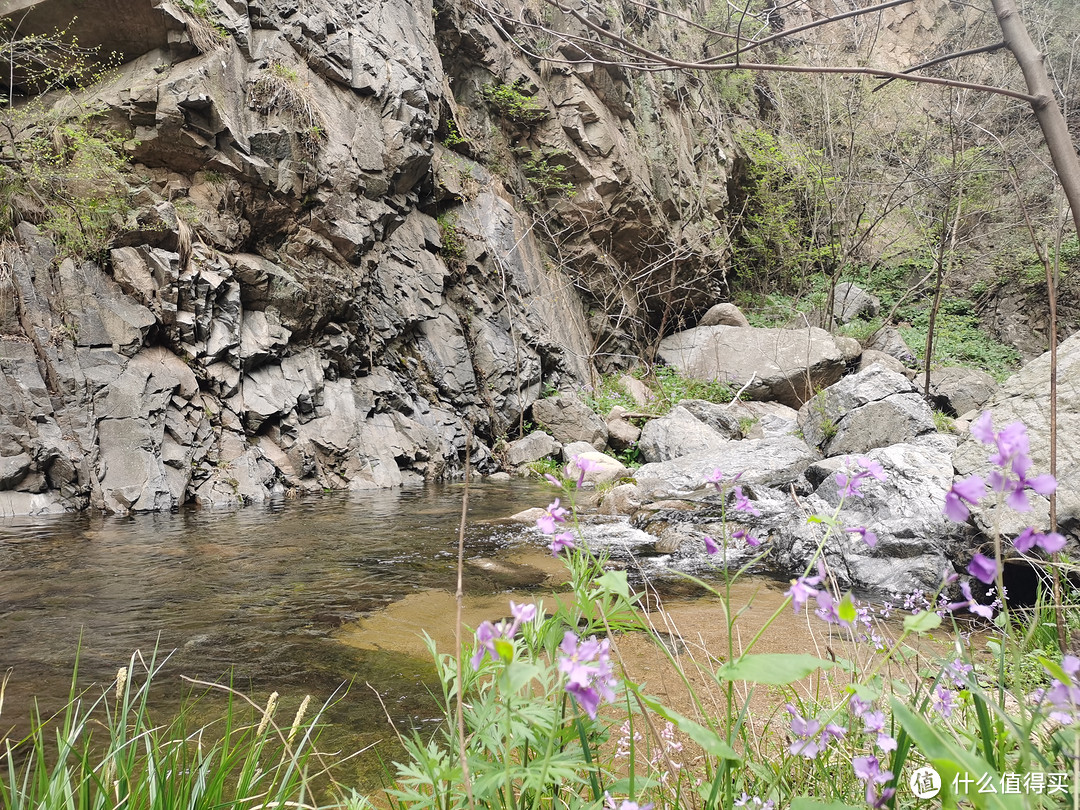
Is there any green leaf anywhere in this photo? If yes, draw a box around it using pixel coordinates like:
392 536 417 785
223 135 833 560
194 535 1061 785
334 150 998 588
594 570 631 600
791 800 861 810
1036 654 1069 685
847 682 881 704
717 653 837 686
890 699 1027 810
837 592 857 625
493 638 514 662
637 694 741 761
903 610 942 635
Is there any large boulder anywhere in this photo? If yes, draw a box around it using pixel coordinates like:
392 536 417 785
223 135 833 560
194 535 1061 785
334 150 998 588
797 363 936 456
637 401 739 463
656 325 861 409
769 443 962 594
634 435 819 497
832 282 880 324
532 394 609 450
504 431 560 467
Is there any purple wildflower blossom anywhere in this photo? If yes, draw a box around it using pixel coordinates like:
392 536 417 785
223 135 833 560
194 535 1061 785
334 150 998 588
967 553 998 585
786 562 825 613
571 454 600 487
846 526 878 547
733 486 761 516
877 733 897 753
558 631 618 720
470 601 537 669
703 535 720 555
931 685 954 718
536 498 569 535
733 529 761 546
944 475 985 522
1036 655 1080 724
550 531 576 555
1014 527 1067 554
836 456 887 498
786 704 824 759
947 580 994 619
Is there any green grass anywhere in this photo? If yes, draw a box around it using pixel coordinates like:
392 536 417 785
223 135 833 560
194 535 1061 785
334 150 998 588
0 652 348 810
583 367 733 418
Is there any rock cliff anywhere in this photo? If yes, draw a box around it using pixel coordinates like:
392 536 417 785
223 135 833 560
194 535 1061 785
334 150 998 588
0 0 735 514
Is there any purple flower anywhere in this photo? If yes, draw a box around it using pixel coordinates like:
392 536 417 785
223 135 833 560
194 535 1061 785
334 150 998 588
849 695 870 718
470 621 502 670
968 414 1058 515
947 659 974 688
703 535 720 555
862 710 885 734
1038 655 1080 724
944 475 985 522
705 468 724 491
967 553 998 585
543 473 562 487
536 498 569 535
836 457 887 499
947 580 994 619
931 685 954 718
510 601 536 626
571 454 600 487
559 631 617 720
785 562 825 613
876 733 897 753
733 486 761 516
1014 527 1066 554
733 529 761 546
786 704 824 759
853 755 892 784
471 602 537 669
550 531 576 555
846 526 878 548
618 803 654 810
866 786 896 810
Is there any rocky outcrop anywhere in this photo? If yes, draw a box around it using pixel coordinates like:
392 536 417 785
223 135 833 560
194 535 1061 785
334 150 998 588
0 0 737 514
656 325 862 408
797 364 936 456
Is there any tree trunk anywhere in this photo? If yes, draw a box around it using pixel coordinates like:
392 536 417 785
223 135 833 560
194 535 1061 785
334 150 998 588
991 0 1080 236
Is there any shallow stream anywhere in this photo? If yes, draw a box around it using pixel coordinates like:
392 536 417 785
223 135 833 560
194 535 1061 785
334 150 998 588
0 480 806 788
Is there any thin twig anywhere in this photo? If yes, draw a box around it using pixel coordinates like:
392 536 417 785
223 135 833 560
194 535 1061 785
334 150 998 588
455 426 477 810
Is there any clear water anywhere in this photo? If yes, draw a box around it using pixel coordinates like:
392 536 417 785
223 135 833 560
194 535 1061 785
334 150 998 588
0 480 559 787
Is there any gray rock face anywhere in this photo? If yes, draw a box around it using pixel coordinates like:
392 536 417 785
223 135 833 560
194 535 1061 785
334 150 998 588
868 326 917 366
797 364 936 456
768 443 961 594
699 302 750 328
656 325 862 409
637 403 738 463
532 395 609 450
928 366 998 417
832 282 880 324
505 431 560 467
634 435 819 497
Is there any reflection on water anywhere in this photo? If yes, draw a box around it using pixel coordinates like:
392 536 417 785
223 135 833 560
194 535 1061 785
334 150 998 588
0 480 556 786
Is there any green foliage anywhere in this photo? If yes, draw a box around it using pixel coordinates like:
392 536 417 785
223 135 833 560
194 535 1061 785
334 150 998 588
436 213 466 261
480 81 548 125
899 306 1020 381
442 118 469 148
0 651 342 810
521 151 576 197
0 22 131 256
932 409 955 433
583 366 732 418
730 129 838 293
